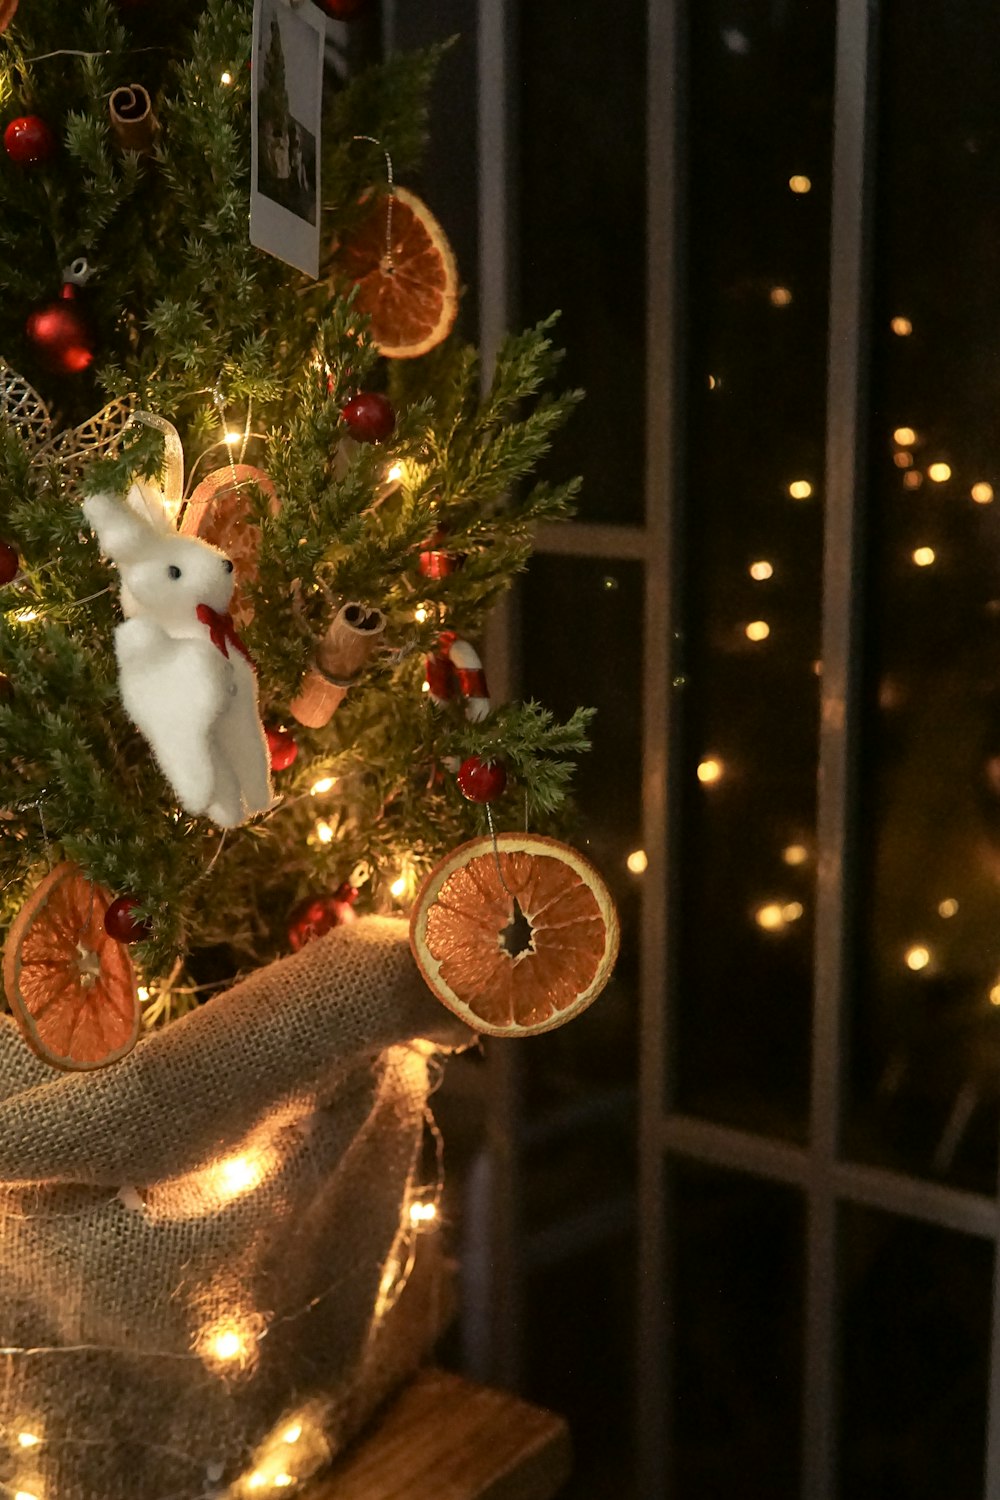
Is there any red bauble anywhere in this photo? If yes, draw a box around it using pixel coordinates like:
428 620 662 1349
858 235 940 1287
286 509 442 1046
287 882 359 951
104 895 153 944
4 115 56 166
265 726 298 772
0 541 19 584
418 528 462 579
457 755 507 803
341 392 395 443
316 0 368 16
0 672 12 704
25 285 95 375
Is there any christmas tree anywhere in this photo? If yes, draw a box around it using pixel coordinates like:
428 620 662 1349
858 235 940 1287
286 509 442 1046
0 0 593 1027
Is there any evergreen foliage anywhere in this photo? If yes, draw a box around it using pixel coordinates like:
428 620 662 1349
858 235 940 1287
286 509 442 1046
0 0 589 1016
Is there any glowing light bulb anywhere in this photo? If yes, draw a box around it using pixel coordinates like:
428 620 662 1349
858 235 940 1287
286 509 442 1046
755 903 786 931
893 426 916 446
212 1329 244 1361
893 451 913 469
15 1491 40 1500
788 480 812 499
274 1476 293 1489
745 620 770 641
789 174 811 193
626 849 648 874
214 1155 262 1197
390 875 407 899
927 462 951 482
282 1423 303 1445
990 982 1000 1007
890 316 913 336
223 431 242 447
314 819 334 845
247 1478 266 1493
421 680 431 693
749 560 773 580
902 471 923 490
410 1201 438 1224
782 902 803 922
782 844 808 866
386 463 404 482
220 71 233 85
17 1433 40 1449
13 608 39 623
414 606 429 623
310 776 336 796
905 945 931 972
697 757 723 784
707 374 718 390
137 986 150 1003
972 482 994 504
912 547 935 567
769 286 792 306
938 898 959 918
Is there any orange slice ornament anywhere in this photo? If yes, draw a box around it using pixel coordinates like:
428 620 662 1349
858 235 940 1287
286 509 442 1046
410 834 619 1036
3 863 141 1070
335 186 459 358
179 465 278 631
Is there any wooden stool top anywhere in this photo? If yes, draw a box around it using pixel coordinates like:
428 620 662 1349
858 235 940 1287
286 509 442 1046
304 1368 571 1500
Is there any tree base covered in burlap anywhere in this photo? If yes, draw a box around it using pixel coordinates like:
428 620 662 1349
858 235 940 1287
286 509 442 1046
0 916 469 1500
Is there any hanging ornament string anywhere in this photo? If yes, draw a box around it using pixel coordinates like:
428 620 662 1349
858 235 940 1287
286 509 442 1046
485 802 516 900
352 135 394 270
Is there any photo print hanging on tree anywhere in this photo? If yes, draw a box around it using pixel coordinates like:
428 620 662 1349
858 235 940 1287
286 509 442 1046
250 0 325 277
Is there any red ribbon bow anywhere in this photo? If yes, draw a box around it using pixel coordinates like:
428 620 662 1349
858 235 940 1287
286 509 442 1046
196 603 256 671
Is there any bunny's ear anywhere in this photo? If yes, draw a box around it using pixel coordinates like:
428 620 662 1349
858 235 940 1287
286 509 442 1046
124 480 175 536
82 491 158 564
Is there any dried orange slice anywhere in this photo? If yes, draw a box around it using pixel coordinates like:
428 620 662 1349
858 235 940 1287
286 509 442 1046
180 465 278 630
2 863 140 1070
335 186 459 358
410 834 619 1036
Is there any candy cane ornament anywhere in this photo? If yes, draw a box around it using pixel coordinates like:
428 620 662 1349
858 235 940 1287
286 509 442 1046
425 631 491 722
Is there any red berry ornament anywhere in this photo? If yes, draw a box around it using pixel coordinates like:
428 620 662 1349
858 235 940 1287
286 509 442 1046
287 882 359 951
418 528 462 579
342 392 395 442
104 895 153 944
316 0 368 16
457 756 507 803
0 541 18 584
4 115 56 166
0 1 19 36
26 284 95 375
265 726 298 772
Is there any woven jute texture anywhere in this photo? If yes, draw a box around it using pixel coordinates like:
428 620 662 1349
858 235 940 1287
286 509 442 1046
0 915 469 1500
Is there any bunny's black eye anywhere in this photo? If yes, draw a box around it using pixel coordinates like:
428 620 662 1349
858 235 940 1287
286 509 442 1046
223 559 234 574
167 565 182 580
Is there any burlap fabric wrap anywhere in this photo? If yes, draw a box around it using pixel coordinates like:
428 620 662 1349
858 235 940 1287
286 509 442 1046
0 915 469 1500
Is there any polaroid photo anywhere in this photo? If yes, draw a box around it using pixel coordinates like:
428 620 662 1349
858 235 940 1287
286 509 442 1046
251 0 326 278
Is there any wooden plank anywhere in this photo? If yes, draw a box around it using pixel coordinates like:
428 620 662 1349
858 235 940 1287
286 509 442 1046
304 1370 572 1500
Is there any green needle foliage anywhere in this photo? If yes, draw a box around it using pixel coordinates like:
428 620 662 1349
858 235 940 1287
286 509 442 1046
0 0 589 1019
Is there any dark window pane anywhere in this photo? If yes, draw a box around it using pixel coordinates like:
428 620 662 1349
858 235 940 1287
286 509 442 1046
674 0 836 1139
669 1162 804 1500
518 0 647 524
839 1207 992 1500
851 1 1000 1193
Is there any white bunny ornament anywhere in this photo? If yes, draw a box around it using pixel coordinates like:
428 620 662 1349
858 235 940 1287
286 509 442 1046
83 484 273 828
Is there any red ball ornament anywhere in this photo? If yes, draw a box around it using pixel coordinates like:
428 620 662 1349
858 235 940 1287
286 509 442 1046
4 115 56 166
265 726 298 772
287 882 359 951
457 755 507 803
0 541 19 584
342 391 395 443
418 528 462 580
25 284 95 375
0 672 12 704
104 895 153 944
315 0 368 16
